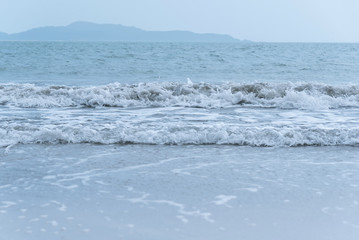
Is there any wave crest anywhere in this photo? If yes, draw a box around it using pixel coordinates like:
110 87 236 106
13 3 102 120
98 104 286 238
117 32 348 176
1 82 359 109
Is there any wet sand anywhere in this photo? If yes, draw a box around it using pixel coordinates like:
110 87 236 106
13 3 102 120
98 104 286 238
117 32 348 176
1 144 359 240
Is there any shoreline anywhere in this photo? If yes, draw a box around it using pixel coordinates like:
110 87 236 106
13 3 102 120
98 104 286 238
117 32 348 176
2 144 359 240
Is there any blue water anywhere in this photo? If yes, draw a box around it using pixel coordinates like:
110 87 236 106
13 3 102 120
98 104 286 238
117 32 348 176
1 42 359 147
1 42 359 85
1 42 359 240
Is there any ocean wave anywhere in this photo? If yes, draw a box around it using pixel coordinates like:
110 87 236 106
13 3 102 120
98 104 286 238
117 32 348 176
1 82 359 109
2 123 359 147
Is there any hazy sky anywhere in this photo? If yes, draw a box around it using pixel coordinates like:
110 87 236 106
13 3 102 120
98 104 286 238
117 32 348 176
1 0 359 42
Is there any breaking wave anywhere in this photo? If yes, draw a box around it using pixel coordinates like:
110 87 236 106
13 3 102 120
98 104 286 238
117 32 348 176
2 123 359 147
1 81 359 109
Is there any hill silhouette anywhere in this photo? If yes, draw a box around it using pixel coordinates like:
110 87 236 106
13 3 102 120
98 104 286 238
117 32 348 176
0 22 240 42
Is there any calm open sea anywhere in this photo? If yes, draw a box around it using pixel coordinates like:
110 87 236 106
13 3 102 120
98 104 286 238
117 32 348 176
1 42 359 240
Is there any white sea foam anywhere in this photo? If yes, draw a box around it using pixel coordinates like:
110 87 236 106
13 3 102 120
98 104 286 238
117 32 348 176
2 82 359 147
2 123 359 147
1 82 359 109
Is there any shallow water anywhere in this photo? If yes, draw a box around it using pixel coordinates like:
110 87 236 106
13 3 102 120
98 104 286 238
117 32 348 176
1 145 359 240
2 82 359 147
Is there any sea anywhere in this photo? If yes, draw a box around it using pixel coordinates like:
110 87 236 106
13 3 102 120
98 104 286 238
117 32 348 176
1 42 359 240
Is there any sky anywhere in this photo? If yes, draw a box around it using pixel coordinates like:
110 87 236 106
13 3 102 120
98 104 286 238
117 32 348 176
1 0 359 42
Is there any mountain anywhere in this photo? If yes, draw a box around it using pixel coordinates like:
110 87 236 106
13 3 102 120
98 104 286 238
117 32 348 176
0 32 8 39
0 22 240 42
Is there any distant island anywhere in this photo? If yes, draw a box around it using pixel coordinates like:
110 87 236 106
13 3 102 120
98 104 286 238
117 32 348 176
0 21 242 42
